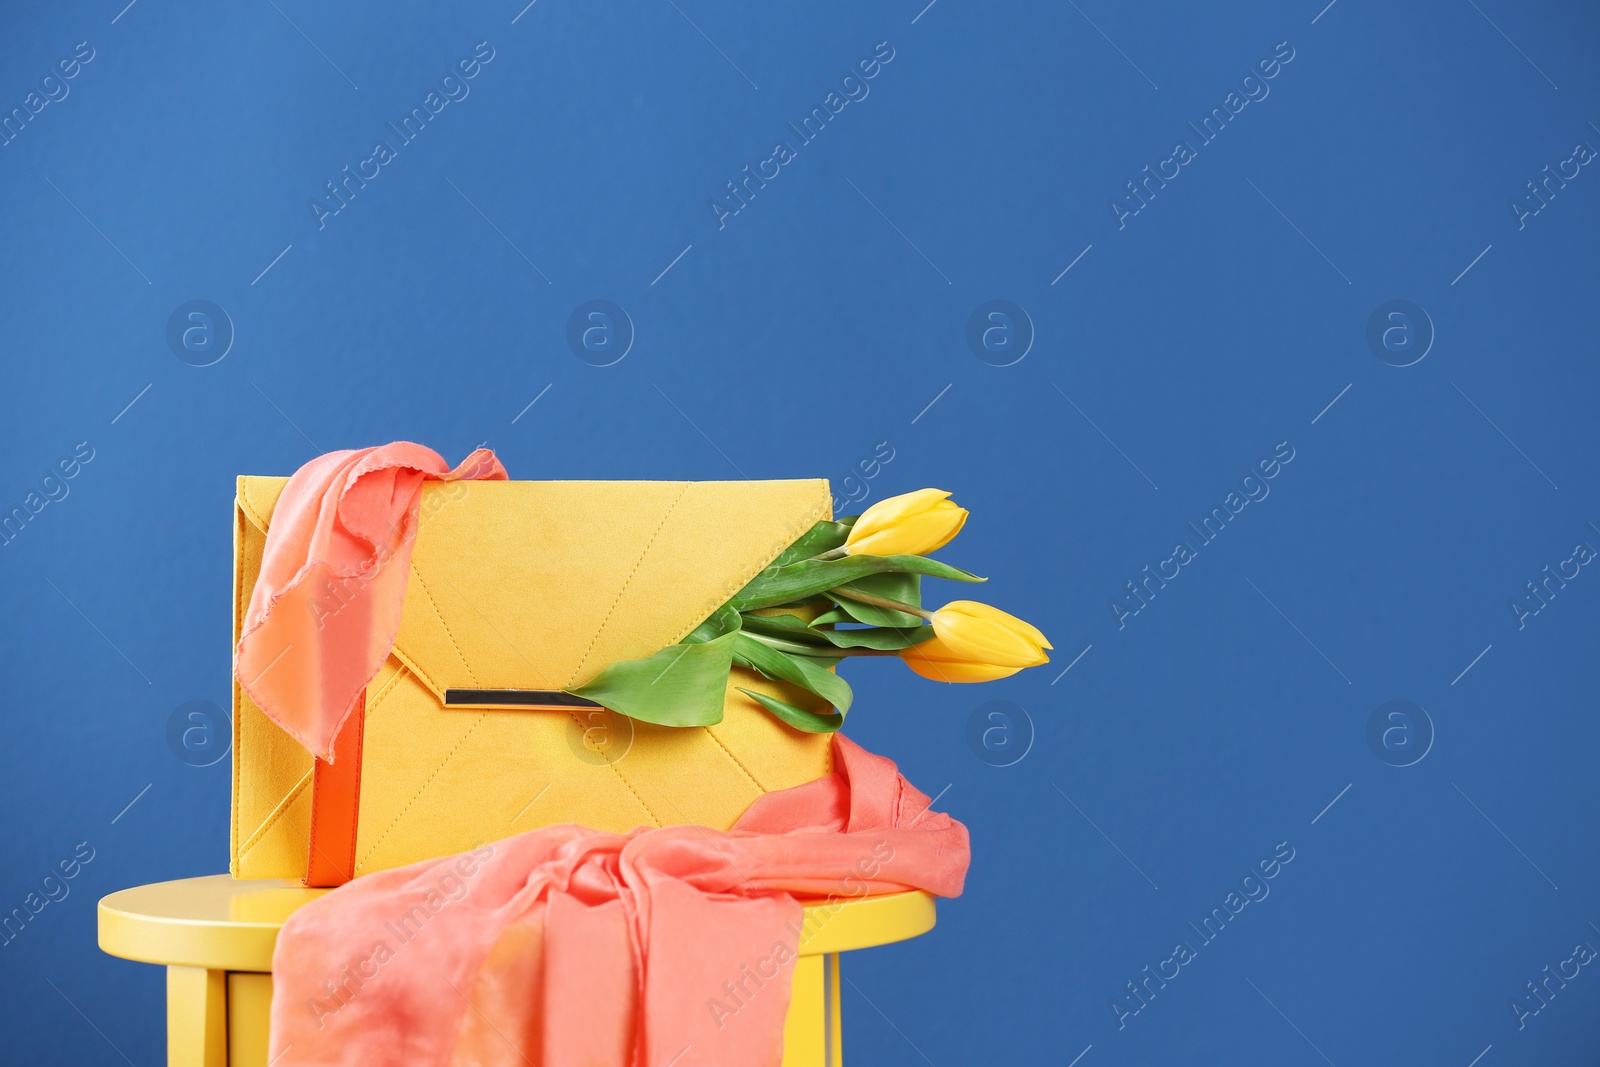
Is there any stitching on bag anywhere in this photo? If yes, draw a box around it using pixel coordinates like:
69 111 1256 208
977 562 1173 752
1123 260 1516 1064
600 757 664 827
660 487 832 650
237 768 312 859
564 481 687 828
364 661 409 718
236 480 272 532
236 673 405 865
356 712 489 872
388 644 444 700
412 570 479 685
702 726 765 792
680 486 830 799
554 706 664 827
355 574 489 869
569 482 691 683
648 485 831 802
233 500 307 870
308 755 328 883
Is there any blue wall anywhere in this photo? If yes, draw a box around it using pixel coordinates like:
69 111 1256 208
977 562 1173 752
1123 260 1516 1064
3 1 1598 1062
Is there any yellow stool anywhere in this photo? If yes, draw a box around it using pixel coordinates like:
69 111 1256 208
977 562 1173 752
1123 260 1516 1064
99 875 934 1066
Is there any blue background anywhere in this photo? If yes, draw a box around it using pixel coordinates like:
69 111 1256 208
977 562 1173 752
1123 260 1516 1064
3 0 1598 1063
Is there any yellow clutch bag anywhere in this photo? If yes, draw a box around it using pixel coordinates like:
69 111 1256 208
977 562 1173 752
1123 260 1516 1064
231 476 836 882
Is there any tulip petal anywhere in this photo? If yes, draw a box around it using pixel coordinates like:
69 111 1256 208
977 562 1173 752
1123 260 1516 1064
901 636 1023 682
903 657 1021 683
844 489 968 558
930 601 1051 668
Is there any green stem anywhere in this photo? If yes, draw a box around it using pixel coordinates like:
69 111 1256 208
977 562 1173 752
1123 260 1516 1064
742 630 843 657
828 586 935 621
812 547 848 561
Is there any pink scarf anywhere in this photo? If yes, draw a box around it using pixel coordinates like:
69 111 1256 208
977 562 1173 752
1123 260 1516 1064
235 443 506 760
270 734 969 1065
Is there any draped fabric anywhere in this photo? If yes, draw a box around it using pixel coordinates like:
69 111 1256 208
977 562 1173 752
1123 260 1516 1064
269 734 970 1066
235 443 506 761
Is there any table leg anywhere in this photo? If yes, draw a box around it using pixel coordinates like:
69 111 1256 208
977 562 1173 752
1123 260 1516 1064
783 953 843 1066
227 973 275 1067
166 965 227 1067
826 954 842 1066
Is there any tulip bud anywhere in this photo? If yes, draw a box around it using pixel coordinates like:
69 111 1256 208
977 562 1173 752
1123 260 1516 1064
844 489 968 557
929 601 1051 668
901 635 1024 683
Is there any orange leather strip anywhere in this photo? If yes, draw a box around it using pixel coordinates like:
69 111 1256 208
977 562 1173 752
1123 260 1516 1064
305 691 365 887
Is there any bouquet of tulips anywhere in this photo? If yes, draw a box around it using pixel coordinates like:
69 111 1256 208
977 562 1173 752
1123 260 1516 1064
566 489 1052 732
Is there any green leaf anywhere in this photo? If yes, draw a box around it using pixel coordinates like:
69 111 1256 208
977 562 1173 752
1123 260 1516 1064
742 609 931 651
739 631 844 657
818 625 933 650
770 518 856 570
856 570 922 605
826 596 918 627
828 572 923 626
565 630 737 727
739 612 834 645
683 603 741 644
737 688 845 733
733 633 853 714
729 554 983 612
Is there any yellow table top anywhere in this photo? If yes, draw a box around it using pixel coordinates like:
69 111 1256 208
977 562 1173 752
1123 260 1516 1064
99 874 936 973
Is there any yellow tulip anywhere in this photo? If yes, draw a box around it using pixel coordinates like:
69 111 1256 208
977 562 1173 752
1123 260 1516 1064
901 635 1023 683
845 489 968 557
929 600 1051 668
